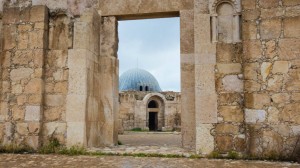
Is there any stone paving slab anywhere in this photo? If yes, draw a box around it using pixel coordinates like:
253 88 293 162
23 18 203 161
0 154 299 168
89 145 192 157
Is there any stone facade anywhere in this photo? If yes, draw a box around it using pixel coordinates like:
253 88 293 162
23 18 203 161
119 91 181 132
0 0 299 158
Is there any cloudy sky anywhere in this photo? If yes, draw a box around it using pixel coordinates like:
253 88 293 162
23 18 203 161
118 18 180 92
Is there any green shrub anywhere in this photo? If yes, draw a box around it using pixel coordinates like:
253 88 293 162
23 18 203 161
228 151 239 159
39 138 61 154
207 151 222 159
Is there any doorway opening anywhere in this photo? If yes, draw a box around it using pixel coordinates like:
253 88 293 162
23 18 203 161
117 17 181 147
149 112 158 131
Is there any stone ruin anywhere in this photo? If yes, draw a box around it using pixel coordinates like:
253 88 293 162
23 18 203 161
0 0 299 158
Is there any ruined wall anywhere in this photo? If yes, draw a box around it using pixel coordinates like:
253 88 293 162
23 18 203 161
42 15 71 145
0 0 299 158
0 6 48 149
242 0 300 157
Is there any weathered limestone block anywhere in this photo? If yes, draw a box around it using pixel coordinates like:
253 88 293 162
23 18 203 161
44 107 63 121
25 106 41 121
45 95 64 107
219 93 243 106
196 124 214 154
244 80 261 92
219 106 243 122
242 0 256 10
267 75 283 92
49 15 71 50
16 123 28 136
272 61 290 74
99 0 193 17
67 49 88 95
28 122 40 134
216 123 239 134
181 10 194 54
260 19 282 40
217 63 242 74
245 93 270 109
221 75 243 92
265 40 277 59
272 124 291 137
43 122 66 136
10 68 34 82
271 93 290 104
243 10 261 21
216 135 233 152
292 93 300 102
216 43 242 63
278 38 300 60
284 16 300 38
259 0 279 9
268 106 280 123
3 25 17 50
283 0 300 6
261 8 284 19
261 62 272 82
286 5 300 17
245 109 266 123
291 125 300 135
24 79 43 94
280 103 300 124
242 21 257 40
243 40 262 61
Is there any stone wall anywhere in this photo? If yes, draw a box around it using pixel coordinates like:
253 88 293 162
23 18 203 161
42 15 70 145
0 0 299 158
242 0 300 157
0 6 48 149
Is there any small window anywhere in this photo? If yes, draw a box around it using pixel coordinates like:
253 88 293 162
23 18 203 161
145 86 149 91
139 86 143 91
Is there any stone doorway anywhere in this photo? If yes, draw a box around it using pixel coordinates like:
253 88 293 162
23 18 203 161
149 112 158 131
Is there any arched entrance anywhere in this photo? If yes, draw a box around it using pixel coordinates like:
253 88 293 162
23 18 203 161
145 94 165 131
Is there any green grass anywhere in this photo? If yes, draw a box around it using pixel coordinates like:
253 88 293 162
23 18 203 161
131 128 143 132
0 144 34 154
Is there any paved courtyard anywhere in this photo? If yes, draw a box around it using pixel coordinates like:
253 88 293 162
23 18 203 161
0 154 299 168
118 132 182 147
89 132 188 156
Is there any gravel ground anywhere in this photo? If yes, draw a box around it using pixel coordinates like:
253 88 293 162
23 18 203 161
0 154 299 168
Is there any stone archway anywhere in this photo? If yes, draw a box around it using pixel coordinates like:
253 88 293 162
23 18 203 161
145 95 165 131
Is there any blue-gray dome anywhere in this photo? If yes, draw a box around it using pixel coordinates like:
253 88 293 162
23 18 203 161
119 68 162 92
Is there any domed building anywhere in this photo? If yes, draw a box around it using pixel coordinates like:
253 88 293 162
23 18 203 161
119 68 162 92
118 68 181 133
